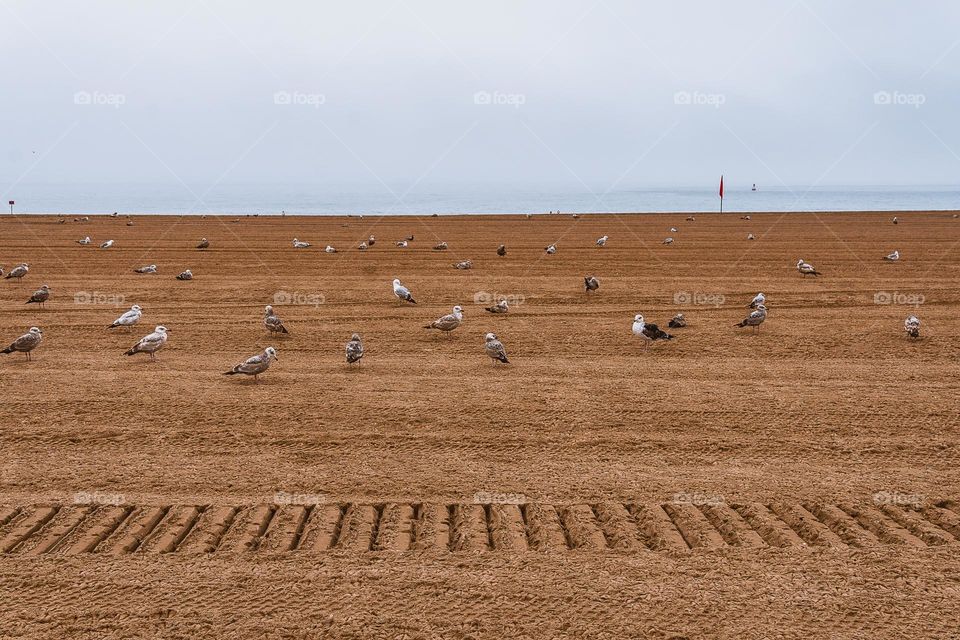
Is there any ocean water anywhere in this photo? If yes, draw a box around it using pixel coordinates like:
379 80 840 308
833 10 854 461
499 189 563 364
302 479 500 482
6 183 960 216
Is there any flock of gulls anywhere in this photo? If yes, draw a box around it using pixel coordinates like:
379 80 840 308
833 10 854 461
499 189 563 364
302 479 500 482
0 214 926 377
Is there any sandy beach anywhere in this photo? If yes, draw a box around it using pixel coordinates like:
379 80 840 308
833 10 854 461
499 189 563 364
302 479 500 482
1 211 959 637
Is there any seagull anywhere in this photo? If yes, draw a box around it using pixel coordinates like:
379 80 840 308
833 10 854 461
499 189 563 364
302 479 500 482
892 216 899 225
596 235 608 247
749 293 765 309
904 315 920 339
883 250 900 262
545 244 556 254
77 236 91 245
324 245 337 253
292 238 311 248
1 327 42 360
735 305 767 333
485 299 509 314
25 284 50 307
396 240 408 248
346 333 364 365
5 263 28 282
197 238 209 249
632 314 673 348
484 333 509 364
405 234 414 242
176 269 193 280
392 279 416 304
434 242 448 251
108 305 142 329
741 215 751 221
662 237 674 245
668 313 687 328
747 233 755 240
126 221 134 226
424 305 463 333
686 216 696 221
125 325 168 360
796 259 821 276
670 227 678 233
584 276 599 292
223 346 278 382
497 244 506 256
367 235 376 246
264 305 289 334
358 242 368 251
134 264 158 274
100 240 114 249
453 260 473 270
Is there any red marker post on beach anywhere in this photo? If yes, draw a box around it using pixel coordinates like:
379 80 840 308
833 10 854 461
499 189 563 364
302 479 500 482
718 176 724 213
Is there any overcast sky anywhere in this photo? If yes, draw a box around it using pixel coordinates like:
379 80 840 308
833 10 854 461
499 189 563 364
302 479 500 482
1 0 959 191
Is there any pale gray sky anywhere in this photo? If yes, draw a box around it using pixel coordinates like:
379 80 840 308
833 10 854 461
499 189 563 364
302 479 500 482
1 0 958 190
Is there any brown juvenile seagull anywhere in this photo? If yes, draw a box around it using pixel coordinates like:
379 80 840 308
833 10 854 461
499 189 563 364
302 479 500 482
2 327 42 360
735 305 767 333
584 276 599 292
346 334 364 365
484 332 509 364
485 299 508 314
496 244 506 256
196 237 209 249
224 347 278 382
26 284 51 307
424 306 463 333
264 305 288 334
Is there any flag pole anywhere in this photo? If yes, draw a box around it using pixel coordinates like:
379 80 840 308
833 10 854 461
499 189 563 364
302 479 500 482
719 175 724 214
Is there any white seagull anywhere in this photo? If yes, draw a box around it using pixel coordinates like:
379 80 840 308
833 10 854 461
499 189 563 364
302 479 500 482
596 235 608 247
545 244 557 254
796 259 821 276
632 314 673 348
176 269 193 280
125 325 168 360
108 305 142 329
663 237 674 245
1 327 42 360
424 305 463 333
749 293 765 309
224 347 278 382
134 264 158 274
484 333 509 364
904 316 920 338
77 236 91 245
292 238 311 248
392 279 417 304
747 233 755 240
100 240 114 249
883 250 900 262
4 263 28 282
325 245 337 253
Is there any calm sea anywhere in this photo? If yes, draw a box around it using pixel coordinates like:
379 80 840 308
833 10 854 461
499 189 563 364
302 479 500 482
6 183 960 215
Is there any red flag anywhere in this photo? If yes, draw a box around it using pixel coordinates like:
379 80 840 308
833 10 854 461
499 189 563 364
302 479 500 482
719 175 724 199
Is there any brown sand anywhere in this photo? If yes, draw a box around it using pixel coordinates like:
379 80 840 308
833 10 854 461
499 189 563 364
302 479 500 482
1 211 959 638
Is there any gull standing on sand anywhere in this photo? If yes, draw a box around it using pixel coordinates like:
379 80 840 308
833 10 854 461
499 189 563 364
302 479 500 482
367 235 376 246
796 259 821 276
26 284 50 307
497 244 506 256
632 314 673 348
392 279 417 304
749 293 765 309
100 240 114 249
584 276 599 292
292 238 311 248
2 327 42 360
176 269 193 280
883 250 900 262
5 263 28 282
454 260 473 270
485 299 509 314
346 334 364 365
735 305 767 333
747 233 755 240
434 242 448 251
324 245 337 253
893 216 899 225
668 313 686 328
224 347 278 382
264 305 289 334
545 244 557 254
662 237 674 245
196 238 209 249
358 242 368 251
125 325 168 360
484 333 509 364
77 236 91 245
596 235 608 247
395 240 408 248
109 305 142 329
904 316 920 338
134 264 158 274
425 305 463 333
